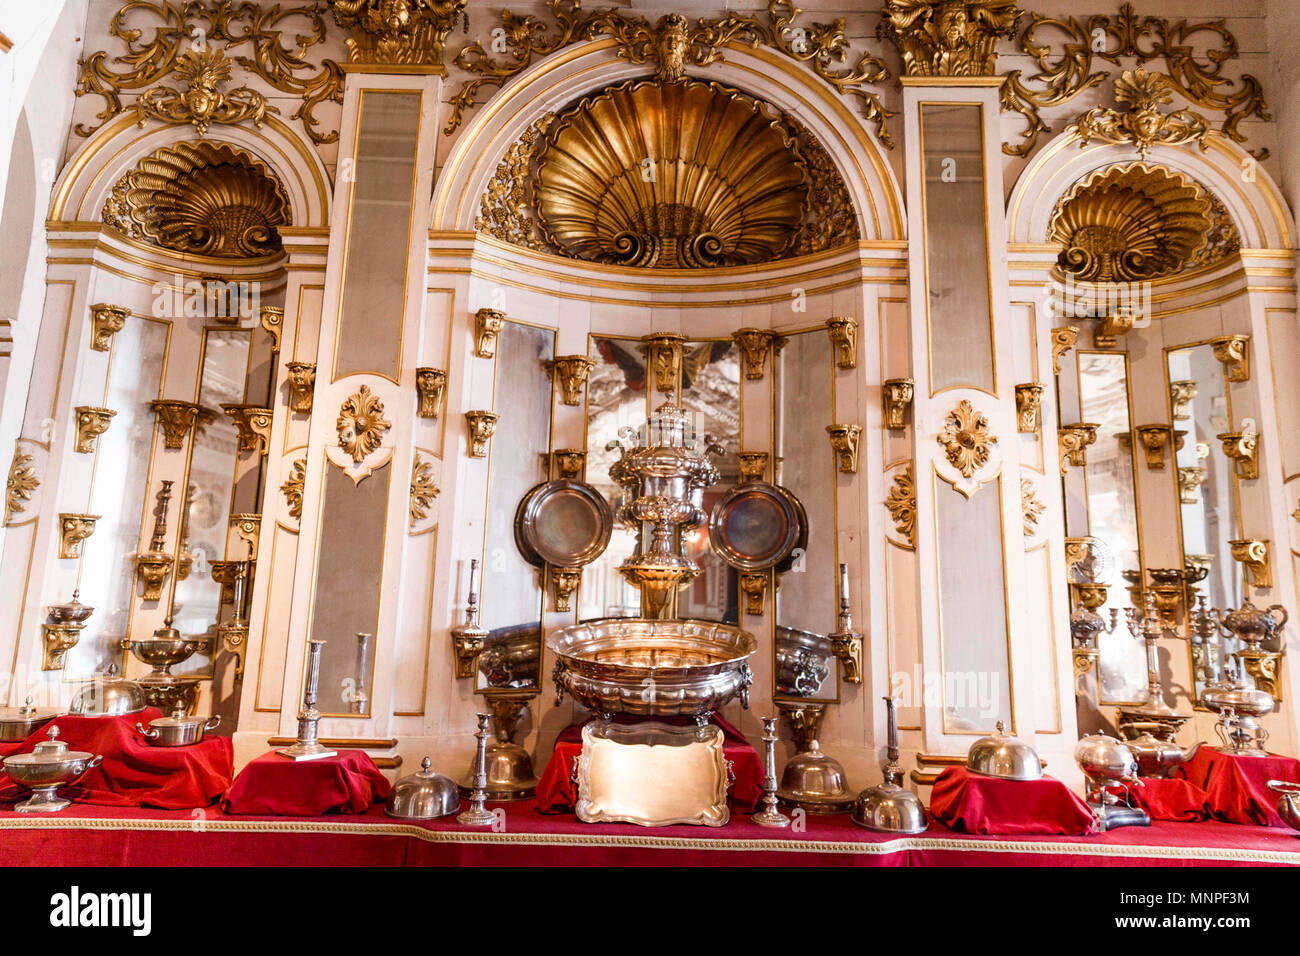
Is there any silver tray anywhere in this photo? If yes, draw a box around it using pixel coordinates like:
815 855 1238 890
708 481 804 571
515 479 613 569
575 721 730 827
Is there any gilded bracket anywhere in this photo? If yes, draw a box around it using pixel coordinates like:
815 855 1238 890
551 567 581 613
882 379 914 430
1050 326 1079 375
217 620 248 682
1211 334 1250 383
1072 646 1100 682
732 329 776 381
1134 424 1173 470
42 622 86 672
1169 380 1197 420
825 316 858 369
73 407 116 454
260 307 284 353
1058 423 1098 475
474 309 505 359
1094 307 1138 349
150 399 202 449
451 559 487 679
644 333 686 393
551 449 586 481
416 368 447 419
1218 430 1260 480
552 355 596 405
826 424 862 474
220 404 273 455
1238 649 1283 702
738 451 769 483
1014 383 1045 433
739 571 768 616
1177 465 1206 504
465 410 499 459
1229 538 1272 589
231 514 261 556
285 363 316 414
89 303 128 352
135 552 174 602
57 513 100 560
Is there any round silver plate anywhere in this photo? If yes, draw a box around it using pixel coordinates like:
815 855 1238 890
708 481 804 571
515 479 613 569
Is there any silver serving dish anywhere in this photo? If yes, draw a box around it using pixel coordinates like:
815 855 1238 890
514 479 613 569
775 626 833 697
853 779 927 833
136 707 221 747
965 721 1043 781
386 757 461 819
708 481 804 572
68 667 148 716
549 618 756 721
0 696 58 742
2 726 102 812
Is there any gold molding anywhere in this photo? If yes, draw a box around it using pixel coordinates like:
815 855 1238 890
1134 424 1172 470
732 329 777 381
826 424 862 474
285 362 316 414
1229 538 1272 589
474 308 505 359
5 446 39 526
885 463 917 548
465 410 499 459
415 367 447 419
73 406 115 454
879 0 1022 77
552 355 595 405
57 514 100 560
410 455 440 528
89 303 128 352
134 46 273 135
1075 68 1211 159
149 399 202 449
1014 383 1044 433
336 385 391 464
1211 334 1250 383
938 401 997 479
882 379 914 430
825 316 857 369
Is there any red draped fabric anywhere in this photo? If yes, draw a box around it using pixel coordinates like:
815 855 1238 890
0 710 231 810
535 715 763 815
929 767 1098 835
1177 748 1300 827
221 750 391 816
1126 777 1212 822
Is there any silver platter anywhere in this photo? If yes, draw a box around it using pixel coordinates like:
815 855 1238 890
708 481 804 572
515 479 613 569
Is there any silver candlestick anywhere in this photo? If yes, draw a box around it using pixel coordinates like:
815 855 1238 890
350 631 372 715
457 713 497 826
752 715 790 828
277 639 337 761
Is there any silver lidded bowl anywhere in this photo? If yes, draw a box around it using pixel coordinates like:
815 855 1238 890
386 757 460 819
777 741 856 814
136 707 221 747
965 721 1043 781
2 726 103 812
548 618 756 721
0 696 58 742
68 666 148 716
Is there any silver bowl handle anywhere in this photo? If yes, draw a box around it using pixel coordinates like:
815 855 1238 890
203 715 221 732
136 723 159 740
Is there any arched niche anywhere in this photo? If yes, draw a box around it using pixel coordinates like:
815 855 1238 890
432 39 904 244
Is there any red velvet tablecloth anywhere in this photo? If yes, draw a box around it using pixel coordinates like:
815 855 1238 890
930 767 1097 835
1128 777 1211 823
1177 748 1300 827
536 716 763 815
0 709 232 810
221 750 391 816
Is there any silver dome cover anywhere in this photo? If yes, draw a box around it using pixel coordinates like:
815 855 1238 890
385 757 460 820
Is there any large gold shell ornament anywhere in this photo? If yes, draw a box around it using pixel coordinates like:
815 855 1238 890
1048 163 1212 283
535 80 809 269
103 141 291 259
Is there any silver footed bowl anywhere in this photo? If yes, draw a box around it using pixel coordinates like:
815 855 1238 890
549 618 756 721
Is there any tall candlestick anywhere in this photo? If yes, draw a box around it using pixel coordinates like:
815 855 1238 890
458 713 497 826
752 716 790 827
277 639 336 761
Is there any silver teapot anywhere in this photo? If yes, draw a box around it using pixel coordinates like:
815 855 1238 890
1122 722 1202 777
1219 600 1288 651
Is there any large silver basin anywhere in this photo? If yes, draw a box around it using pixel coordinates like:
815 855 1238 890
548 619 756 721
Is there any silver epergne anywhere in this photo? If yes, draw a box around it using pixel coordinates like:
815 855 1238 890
458 713 497 826
277 639 336 761
752 716 790 827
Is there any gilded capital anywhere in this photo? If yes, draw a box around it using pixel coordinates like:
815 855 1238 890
879 0 1022 77
328 0 467 69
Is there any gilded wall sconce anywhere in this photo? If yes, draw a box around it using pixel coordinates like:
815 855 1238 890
1014 383 1045 433
739 571 768 616
451 558 487 679
825 316 857 369
882 379 914 430
260 306 284 353
732 328 776 380
738 451 769 483
1050 326 1079 375
1134 425 1173 469
57 513 99 559
73 406 115 454
1058 423 1099 475
149 399 202 449
552 355 596 405
88 303 128 352
465 410 499 458
1094 307 1138 349
1238 649 1283 702
1177 465 1207 504
1229 538 1272 589
551 568 581 613
1218 430 1260 480
285 362 316 413
220 404 273 454
643 333 686 392
474 308 505 358
415 368 447 419
939 401 998 479
551 449 586 480
1211 334 1250 383
828 563 863 683
826 424 862 474
1169 381 1197 420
